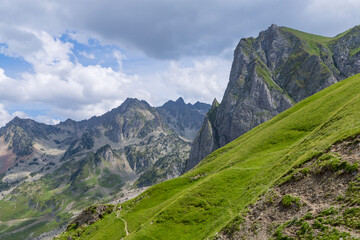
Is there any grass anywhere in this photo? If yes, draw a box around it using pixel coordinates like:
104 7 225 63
282 25 360 58
282 27 333 55
0 149 128 239
281 194 300 207
57 71 360 240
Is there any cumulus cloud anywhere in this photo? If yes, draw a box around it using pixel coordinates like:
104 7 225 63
161 57 230 103
1 0 360 126
0 28 146 123
1 0 360 59
0 104 28 127
0 26 230 126
79 51 95 60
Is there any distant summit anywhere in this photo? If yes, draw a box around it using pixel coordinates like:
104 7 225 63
157 98 211 141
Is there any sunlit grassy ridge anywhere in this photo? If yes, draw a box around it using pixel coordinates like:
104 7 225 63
58 73 360 240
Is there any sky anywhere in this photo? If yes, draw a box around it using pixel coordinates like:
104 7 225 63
0 0 360 126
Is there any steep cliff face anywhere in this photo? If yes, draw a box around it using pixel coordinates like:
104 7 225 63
184 98 220 171
187 24 360 171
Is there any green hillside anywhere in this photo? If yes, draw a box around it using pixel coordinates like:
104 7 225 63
58 72 360 239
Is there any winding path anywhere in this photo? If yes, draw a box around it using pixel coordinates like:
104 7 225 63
116 206 129 236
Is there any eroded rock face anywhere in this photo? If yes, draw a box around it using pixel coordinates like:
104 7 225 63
187 24 360 171
184 99 220 172
217 136 360 240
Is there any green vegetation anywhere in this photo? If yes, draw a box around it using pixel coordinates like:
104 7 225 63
57 71 360 240
282 25 360 59
274 215 357 240
272 202 359 240
0 150 126 239
255 62 283 93
282 27 333 55
281 194 300 208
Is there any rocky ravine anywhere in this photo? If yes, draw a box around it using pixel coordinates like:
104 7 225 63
186 24 360 171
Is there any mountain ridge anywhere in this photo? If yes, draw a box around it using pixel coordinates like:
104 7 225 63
187 24 360 171
0 97 209 240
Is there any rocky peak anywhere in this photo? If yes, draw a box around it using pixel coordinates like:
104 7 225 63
187 24 360 171
157 98 211 141
0 116 61 151
121 98 151 110
175 97 185 105
102 98 153 120
211 98 219 109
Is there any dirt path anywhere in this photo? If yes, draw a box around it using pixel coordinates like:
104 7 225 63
116 206 129 236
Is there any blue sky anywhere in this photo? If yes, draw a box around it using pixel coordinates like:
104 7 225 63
0 0 360 126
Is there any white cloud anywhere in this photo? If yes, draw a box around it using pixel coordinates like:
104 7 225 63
0 28 149 124
0 26 232 125
2 0 360 59
1 0 359 127
160 57 231 103
79 51 95 59
0 104 27 127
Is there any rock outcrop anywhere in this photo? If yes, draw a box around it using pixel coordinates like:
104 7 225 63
187 24 360 171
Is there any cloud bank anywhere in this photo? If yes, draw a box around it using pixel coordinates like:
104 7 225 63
0 0 360 126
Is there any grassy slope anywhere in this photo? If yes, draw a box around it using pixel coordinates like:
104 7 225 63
0 153 125 239
58 72 360 240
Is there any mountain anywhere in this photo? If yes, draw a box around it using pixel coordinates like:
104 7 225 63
0 98 208 239
57 72 360 239
157 97 211 141
186 24 360 171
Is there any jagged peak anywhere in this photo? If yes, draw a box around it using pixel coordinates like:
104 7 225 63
6 116 36 128
123 97 140 104
8 116 26 124
269 23 279 30
175 97 185 104
160 97 187 108
113 98 152 113
124 98 150 107
61 118 76 124
11 116 21 121
211 98 219 109
260 23 282 37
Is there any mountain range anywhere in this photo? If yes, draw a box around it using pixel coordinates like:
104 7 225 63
0 97 210 239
